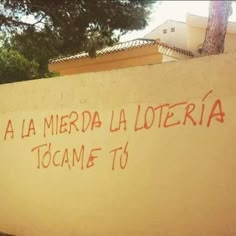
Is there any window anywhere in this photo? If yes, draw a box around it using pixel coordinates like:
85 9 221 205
163 29 167 34
171 27 175 32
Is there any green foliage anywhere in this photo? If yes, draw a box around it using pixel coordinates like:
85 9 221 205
10 26 62 78
0 49 39 84
0 0 158 54
0 0 158 84
83 25 119 57
43 70 60 78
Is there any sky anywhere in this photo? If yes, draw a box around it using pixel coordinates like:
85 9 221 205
120 1 236 42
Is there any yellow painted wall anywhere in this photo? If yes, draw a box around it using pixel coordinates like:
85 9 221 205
1 53 236 236
49 45 162 75
187 25 236 54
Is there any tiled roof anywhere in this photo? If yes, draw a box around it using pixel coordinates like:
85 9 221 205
49 39 194 64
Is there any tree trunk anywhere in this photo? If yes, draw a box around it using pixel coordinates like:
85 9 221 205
200 0 232 55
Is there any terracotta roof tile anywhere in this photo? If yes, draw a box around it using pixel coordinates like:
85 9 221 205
49 39 194 64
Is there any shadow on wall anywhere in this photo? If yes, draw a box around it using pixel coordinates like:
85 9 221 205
0 232 15 236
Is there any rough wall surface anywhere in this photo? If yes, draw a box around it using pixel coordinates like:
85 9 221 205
0 53 236 236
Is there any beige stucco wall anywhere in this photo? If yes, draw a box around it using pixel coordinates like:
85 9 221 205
49 45 163 76
1 53 236 236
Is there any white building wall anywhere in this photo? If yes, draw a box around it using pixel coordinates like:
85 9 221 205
144 19 188 50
